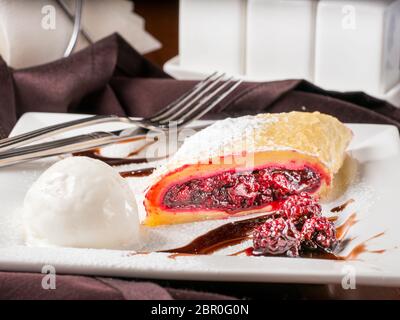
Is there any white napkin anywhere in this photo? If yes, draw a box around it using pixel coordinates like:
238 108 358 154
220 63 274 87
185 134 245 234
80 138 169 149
64 0 161 55
0 0 161 69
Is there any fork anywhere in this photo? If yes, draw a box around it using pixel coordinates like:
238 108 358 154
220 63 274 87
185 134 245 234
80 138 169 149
0 72 242 153
0 73 242 167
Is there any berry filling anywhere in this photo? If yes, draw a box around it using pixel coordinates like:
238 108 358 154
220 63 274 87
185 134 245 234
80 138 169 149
281 193 322 228
163 167 321 212
301 216 337 252
251 193 338 257
253 217 301 257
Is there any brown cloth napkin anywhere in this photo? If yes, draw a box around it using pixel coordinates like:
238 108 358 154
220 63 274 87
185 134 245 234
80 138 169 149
0 34 400 300
0 272 232 300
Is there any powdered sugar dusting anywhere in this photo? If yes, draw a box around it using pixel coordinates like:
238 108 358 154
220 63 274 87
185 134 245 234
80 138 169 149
164 112 346 171
172 115 277 163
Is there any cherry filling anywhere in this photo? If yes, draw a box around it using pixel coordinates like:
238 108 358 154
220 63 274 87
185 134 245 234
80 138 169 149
252 193 338 257
163 167 321 212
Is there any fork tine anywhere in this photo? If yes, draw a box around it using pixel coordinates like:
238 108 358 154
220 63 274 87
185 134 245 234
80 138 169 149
149 71 221 122
155 73 228 123
174 79 243 128
158 76 233 125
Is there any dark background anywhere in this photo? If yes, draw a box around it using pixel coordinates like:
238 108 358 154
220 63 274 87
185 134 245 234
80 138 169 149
135 0 179 67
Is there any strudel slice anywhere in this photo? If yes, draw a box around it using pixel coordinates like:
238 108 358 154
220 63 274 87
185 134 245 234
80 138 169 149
144 112 352 226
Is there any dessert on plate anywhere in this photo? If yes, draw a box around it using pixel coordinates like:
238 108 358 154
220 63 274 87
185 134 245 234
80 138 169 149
144 111 352 226
21 111 353 258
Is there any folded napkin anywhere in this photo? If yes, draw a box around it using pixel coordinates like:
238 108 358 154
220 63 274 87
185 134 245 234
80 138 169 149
0 33 400 300
0 0 160 69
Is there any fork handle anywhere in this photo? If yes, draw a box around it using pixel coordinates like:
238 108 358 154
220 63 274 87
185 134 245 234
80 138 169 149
0 131 147 168
0 115 141 152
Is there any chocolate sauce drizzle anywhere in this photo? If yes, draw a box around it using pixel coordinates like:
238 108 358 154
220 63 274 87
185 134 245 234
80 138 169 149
74 149 164 167
156 200 386 261
73 136 165 167
119 168 155 178
162 214 273 255
72 135 161 179
335 213 358 239
330 199 355 213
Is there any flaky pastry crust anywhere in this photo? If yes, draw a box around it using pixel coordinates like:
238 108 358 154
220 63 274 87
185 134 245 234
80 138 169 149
144 112 353 226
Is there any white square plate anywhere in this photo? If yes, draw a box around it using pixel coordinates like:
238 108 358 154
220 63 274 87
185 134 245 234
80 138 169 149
0 112 400 286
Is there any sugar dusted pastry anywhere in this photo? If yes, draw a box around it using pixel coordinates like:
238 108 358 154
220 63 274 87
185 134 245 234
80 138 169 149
144 112 353 226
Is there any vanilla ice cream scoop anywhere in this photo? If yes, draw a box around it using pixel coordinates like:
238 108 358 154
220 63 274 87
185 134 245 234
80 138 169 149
23 156 141 249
